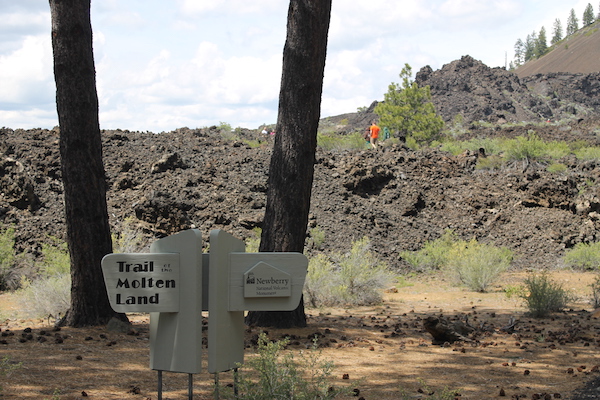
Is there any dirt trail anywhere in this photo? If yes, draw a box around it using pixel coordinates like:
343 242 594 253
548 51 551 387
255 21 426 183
2 271 599 399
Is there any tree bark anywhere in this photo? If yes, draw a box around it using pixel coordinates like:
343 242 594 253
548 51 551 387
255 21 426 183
245 0 332 328
49 0 124 326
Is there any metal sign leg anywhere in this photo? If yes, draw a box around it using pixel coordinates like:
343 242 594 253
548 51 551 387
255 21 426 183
233 368 239 397
214 373 220 400
157 370 163 400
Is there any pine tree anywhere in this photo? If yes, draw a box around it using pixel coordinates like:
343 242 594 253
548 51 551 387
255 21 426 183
524 31 537 61
583 3 595 26
49 0 122 327
245 0 332 329
536 26 548 57
551 18 563 44
567 8 579 35
374 64 444 146
513 38 525 66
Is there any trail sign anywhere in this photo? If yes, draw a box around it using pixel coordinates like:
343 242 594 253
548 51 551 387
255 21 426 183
229 252 307 311
207 229 245 373
148 229 203 374
207 230 308 373
101 253 180 313
101 228 308 379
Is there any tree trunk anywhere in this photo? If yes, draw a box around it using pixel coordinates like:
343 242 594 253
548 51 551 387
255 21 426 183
49 0 124 327
245 0 332 328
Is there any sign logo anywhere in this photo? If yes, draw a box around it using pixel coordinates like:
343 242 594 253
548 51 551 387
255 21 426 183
243 261 291 298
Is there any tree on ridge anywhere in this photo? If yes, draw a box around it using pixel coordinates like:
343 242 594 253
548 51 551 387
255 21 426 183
536 26 548 57
567 8 579 36
583 3 595 26
551 18 563 45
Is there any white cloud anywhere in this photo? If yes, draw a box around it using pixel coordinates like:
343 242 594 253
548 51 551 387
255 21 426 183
175 0 282 15
0 0 594 132
0 34 53 107
0 108 57 130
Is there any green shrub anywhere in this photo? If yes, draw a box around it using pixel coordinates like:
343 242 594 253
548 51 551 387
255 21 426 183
245 227 262 253
504 132 548 162
400 230 458 271
317 132 366 151
112 217 149 253
591 275 600 309
563 242 600 270
446 114 467 137
402 231 512 292
521 272 570 317
447 239 513 292
1 356 22 393
545 141 571 159
39 238 70 277
547 163 568 173
404 136 420 150
441 135 577 165
14 237 71 319
243 139 263 148
438 140 463 155
219 333 347 400
308 226 325 249
17 273 70 319
440 137 505 156
304 254 336 307
218 121 232 133
475 155 505 170
575 146 600 160
504 284 527 307
568 140 590 152
304 237 394 307
0 225 16 289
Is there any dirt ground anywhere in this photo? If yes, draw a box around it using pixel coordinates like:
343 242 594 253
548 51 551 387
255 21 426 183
1 270 600 400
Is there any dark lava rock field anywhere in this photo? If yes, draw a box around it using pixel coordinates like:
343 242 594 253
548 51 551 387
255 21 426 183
2 55 600 286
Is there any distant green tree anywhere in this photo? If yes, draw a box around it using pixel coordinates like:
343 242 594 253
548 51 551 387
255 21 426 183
551 18 563 44
524 31 537 61
374 63 444 145
583 3 595 26
536 26 548 57
513 38 525 66
567 8 579 35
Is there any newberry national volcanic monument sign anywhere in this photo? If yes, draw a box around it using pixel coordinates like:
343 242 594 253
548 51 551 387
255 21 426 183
101 229 308 398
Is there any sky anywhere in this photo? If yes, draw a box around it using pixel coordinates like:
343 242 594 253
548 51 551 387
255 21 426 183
0 0 594 132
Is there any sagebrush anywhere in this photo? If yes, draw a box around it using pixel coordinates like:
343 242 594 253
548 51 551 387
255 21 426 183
401 230 512 292
591 275 600 309
112 216 149 253
563 241 600 270
400 229 457 271
304 237 394 307
0 225 16 290
447 238 513 292
14 237 71 319
0 356 22 393
521 272 570 317
217 333 348 400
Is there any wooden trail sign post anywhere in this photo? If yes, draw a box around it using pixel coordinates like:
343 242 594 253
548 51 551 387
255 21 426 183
101 229 308 399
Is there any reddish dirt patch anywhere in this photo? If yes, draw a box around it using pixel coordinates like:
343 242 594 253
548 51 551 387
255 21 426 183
1 271 600 399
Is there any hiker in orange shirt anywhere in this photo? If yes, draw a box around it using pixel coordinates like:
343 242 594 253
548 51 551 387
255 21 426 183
369 121 380 150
